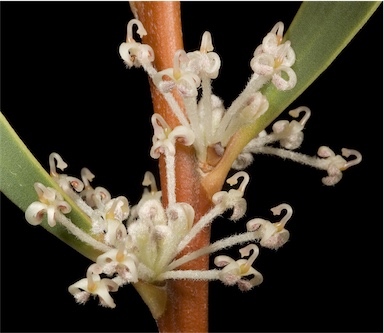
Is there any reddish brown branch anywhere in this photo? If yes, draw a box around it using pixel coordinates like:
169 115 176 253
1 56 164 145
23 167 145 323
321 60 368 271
133 2 212 332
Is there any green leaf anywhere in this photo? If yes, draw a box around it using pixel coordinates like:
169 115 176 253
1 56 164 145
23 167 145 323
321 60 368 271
239 1 381 145
0 111 102 261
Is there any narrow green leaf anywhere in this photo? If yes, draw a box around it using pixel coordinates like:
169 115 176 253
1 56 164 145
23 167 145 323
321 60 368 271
0 111 102 261
240 1 381 144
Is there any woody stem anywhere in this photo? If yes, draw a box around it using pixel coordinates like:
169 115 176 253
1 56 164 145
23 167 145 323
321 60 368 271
133 2 212 332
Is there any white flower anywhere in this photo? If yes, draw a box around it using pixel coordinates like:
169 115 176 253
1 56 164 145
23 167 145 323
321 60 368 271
214 244 263 291
184 31 221 79
49 152 84 195
251 22 296 90
25 183 71 227
212 171 250 221
271 106 311 150
150 113 195 158
97 243 139 284
153 50 201 97
119 19 155 69
68 264 119 308
247 203 292 250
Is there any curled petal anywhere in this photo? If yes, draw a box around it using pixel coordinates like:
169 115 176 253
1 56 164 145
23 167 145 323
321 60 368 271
150 141 168 159
215 245 263 291
275 41 296 67
34 182 56 202
262 32 281 55
168 126 195 148
260 229 290 250
237 266 263 291
97 279 119 308
25 202 47 225
317 146 335 158
272 66 297 90
57 199 71 214
93 187 112 206
214 255 235 268
105 219 127 246
150 113 194 158
152 69 175 93
119 19 154 68
167 202 195 233
250 53 275 76
247 204 292 250
322 167 343 186
239 92 269 124
260 22 285 55
68 264 119 309
68 277 118 309
222 171 250 220
97 249 139 283
119 42 154 68
176 73 201 97
151 113 169 142
246 218 268 232
65 176 85 192
205 52 221 78
316 146 359 186
270 21 285 40
279 126 304 150
229 198 247 221
138 199 167 225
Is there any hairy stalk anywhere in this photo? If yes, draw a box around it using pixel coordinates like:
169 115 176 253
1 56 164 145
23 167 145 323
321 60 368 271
133 2 212 332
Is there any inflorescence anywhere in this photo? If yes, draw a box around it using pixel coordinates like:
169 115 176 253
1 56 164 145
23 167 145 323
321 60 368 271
25 19 362 309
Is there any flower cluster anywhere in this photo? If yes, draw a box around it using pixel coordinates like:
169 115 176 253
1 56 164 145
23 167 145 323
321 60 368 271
119 19 361 183
24 18 362 314
232 107 362 185
25 153 292 309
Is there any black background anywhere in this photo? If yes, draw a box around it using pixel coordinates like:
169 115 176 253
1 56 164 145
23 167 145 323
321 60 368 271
1 2 383 332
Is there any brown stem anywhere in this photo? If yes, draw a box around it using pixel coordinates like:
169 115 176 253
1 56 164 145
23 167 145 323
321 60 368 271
133 2 212 332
